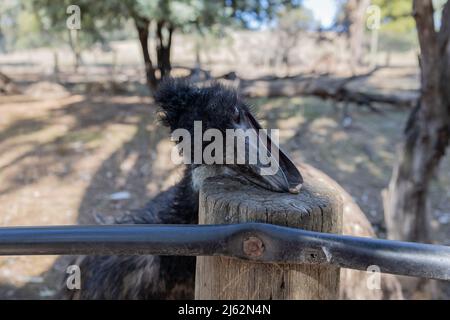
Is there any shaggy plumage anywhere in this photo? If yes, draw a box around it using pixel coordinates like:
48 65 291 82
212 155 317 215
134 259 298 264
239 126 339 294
62 79 254 299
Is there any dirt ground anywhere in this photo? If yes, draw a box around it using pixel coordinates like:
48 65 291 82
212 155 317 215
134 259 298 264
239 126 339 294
0 59 449 298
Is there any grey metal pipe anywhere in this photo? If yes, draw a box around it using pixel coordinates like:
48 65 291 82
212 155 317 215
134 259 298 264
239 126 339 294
0 223 449 281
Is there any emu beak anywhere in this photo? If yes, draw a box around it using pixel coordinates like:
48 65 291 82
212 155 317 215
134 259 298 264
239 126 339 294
229 112 303 194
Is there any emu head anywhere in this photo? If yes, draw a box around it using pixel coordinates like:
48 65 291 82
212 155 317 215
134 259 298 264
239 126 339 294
155 78 303 194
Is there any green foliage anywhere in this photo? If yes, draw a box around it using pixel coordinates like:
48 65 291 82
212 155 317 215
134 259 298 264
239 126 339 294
12 0 306 49
32 0 130 47
370 0 449 51
136 0 232 34
372 0 415 34
15 10 43 48
0 0 31 50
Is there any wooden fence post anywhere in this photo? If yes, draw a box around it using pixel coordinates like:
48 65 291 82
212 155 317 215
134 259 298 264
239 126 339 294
195 171 343 300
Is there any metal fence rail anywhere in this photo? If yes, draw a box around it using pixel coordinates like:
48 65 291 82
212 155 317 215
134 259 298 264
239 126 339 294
0 222 449 281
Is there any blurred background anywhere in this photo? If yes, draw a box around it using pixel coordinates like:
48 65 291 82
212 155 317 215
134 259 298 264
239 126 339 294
0 0 449 299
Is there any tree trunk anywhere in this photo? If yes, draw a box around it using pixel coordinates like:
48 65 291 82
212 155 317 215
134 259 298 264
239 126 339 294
0 25 6 53
384 1 450 245
345 0 371 72
156 21 174 79
134 17 158 92
68 29 82 73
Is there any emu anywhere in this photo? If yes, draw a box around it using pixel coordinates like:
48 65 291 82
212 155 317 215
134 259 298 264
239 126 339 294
63 78 303 299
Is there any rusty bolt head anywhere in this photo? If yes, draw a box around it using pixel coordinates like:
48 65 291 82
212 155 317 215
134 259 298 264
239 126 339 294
243 236 265 258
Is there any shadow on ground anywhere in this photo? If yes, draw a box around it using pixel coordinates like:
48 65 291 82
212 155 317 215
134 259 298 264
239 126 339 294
0 90 175 298
1 92 449 299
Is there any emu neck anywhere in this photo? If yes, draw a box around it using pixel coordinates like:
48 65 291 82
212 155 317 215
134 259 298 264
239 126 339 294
191 165 233 192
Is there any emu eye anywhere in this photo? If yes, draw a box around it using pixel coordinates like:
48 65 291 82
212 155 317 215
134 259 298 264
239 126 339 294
233 107 240 123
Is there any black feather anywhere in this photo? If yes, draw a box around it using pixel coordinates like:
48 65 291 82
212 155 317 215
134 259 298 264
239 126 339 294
61 79 251 299
155 78 201 132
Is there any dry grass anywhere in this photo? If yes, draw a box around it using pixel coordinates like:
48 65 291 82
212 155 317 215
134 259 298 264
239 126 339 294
0 43 448 298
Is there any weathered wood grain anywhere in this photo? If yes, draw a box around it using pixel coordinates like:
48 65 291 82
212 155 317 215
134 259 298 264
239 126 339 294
195 170 343 300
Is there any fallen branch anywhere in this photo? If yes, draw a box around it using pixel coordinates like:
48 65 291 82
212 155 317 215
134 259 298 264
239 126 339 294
240 68 417 108
0 71 21 95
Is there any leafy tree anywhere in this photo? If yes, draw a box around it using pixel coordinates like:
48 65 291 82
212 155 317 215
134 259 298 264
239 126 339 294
31 0 127 71
133 0 231 90
133 0 303 91
31 0 303 92
0 0 33 51
372 0 415 33
384 0 450 246
371 0 417 55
